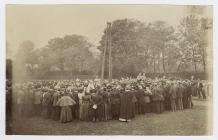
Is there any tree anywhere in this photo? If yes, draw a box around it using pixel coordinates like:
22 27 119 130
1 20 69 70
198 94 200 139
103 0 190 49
145 21 176 73
98 19 177 76
98 19 148 77
14 40 37 77
37 34 100 76
178 15 210 72
199 17 212 72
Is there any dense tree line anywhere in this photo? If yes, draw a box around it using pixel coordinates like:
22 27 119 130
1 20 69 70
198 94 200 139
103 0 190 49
11 35 101 78
98 15 212 77
8 14 212 78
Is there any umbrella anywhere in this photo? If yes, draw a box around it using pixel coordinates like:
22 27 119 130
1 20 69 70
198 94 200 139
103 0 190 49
56 96 76 107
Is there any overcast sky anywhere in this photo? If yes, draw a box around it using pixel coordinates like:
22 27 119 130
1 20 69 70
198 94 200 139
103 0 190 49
6 5 212 54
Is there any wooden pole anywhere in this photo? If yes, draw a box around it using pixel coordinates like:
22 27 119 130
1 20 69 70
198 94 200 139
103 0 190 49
108 22 112 82
101 23 108 82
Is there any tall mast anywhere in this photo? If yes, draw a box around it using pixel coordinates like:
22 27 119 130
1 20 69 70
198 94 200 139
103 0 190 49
108 22 112 82
101 23 108 82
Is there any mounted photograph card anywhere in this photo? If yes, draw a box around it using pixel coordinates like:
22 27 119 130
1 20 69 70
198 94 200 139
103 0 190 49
5 4 213 136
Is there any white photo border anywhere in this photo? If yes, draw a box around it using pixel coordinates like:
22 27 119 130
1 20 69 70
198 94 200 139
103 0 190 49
0 0 217 140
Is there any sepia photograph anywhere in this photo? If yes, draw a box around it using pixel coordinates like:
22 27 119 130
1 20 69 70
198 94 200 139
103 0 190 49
5 4 213 135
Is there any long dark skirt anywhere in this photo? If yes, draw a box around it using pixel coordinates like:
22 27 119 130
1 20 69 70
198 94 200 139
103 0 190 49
71 105 77 120
90 104 105 121
151 101 156 113
60 106 73 123
91 108 98 121
97 104 105 121
105 103 112 120
155 101 164 114
111 104 120 119
176 98 183 110
160 101 164 113
47 104 53 118
187 96 194 108
170 99 176 111
41 106 49 119
183 97 188 109
103 103 108 121
139 103 146 114
145 102 152 113
74 104 79 120
135 102 139 115
164 98 171 110
51 106 61 121
131 102 136 118
88 105 93 121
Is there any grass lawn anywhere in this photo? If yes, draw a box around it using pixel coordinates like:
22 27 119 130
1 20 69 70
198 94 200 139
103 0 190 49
10 98 212 135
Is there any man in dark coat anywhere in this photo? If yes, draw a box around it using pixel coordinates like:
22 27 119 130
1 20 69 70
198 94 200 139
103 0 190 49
144 85 152 113
41 89 52 119
188 82 194 108
51 90 61 121
91 90 104 122
111 89 120 119
163 83 171 111
137 85 146 114
134 87 140 115
131 87 138 118
176 82 184 110
169 82 177 112
182 82 189 109
152 84 164 114
70 89 79 120
119 85 133 122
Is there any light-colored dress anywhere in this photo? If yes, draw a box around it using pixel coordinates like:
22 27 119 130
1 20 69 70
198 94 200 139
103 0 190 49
80 95 91 121
78 93 84 120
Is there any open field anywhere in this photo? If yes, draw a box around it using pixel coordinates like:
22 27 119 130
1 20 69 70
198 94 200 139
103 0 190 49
10 98 212 135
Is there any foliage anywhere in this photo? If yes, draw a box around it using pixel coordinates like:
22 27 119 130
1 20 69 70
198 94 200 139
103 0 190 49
11 15 212 79
98 16 212 77
177 15 211 72
13 35 100 78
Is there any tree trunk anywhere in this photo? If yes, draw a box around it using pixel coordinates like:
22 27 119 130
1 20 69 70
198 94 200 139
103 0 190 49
144 59 148 73
101 26 108 81
192 48 197 73
108 23 112 82
202 48 206 72
153 51 156 73
194 62 197 73
162 51 166 73
176 61 182 73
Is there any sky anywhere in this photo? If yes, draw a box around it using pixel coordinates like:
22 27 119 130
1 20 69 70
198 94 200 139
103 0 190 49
6 5 213 55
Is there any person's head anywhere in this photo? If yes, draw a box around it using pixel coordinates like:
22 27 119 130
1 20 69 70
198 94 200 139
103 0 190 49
85 91 90 95
138 85 143 89
63 91 68 96
125 85 131 91
146 86 150 91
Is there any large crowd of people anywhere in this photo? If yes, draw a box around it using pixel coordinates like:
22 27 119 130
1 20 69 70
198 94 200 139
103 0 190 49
7 74 210 123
